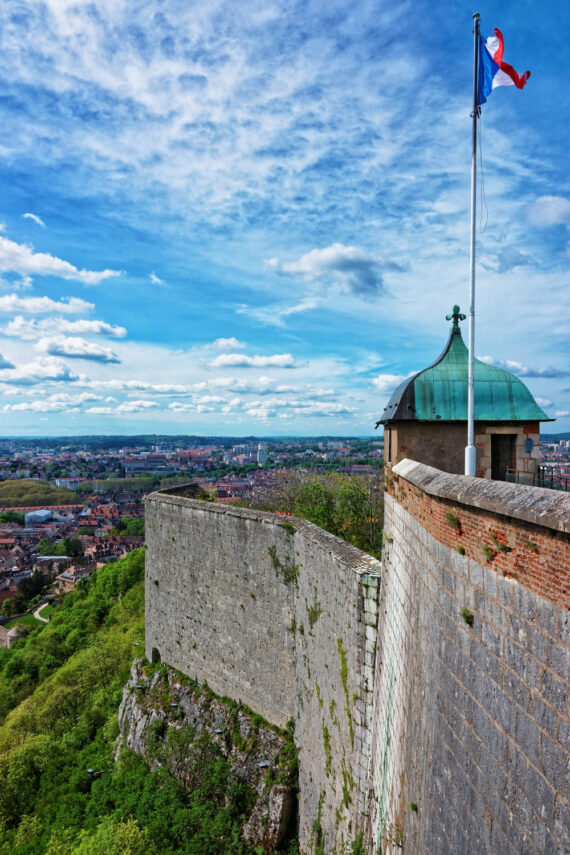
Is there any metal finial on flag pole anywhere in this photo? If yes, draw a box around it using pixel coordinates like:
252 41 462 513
465 12 480 477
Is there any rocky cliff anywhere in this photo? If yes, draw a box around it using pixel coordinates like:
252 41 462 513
117 660 298 852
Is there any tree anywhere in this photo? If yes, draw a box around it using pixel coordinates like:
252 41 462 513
0 511 25 526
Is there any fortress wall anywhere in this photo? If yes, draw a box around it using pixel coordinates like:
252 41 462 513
145 493 381 853
291 522 380 852
145 494 296 728
368 460 569 855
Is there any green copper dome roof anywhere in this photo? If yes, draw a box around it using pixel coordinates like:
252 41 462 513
377 306 553 425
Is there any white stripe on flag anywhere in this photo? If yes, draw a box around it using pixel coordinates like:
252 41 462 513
491 68 516 89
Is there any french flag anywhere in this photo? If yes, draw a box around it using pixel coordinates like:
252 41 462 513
478 28 530 106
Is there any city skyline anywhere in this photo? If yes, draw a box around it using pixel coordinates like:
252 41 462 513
0 0 568 436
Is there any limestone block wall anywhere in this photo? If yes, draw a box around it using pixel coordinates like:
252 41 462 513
145 494 296 728
145 492 381 854
292 523 380 852
368 460 569 855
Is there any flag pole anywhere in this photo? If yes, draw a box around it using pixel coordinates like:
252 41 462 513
465 12 480 476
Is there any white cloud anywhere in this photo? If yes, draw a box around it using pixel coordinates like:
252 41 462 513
372 373 413 394
527 196 570 228
237 298 318 327
90 379 190 394
4 400 77 413
87 399 160 415
0 353 15 369
22 212 46 228
266 243 401 297
150 272 165 286
0 356 78 385
535 397 552 408
244 399 354 420
4 315 126 340
0 237 120 284
209 353 297 369
478 357 570 378
212 337 245 350
0 293 94 314
0 275 34 292
555 410 569 417
117 399 159 413
168 402 194 412
35 335 121 363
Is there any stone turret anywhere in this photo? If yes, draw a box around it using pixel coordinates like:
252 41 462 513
376 306 553 480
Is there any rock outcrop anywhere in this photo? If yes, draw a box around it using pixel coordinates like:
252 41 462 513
117 660 297 851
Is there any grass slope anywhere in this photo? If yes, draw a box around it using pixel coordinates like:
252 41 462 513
0 550 289 855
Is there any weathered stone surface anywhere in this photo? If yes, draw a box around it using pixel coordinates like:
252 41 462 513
242 784 294 851
144 467 568 854
367 489 569 854
393 458 570 533
145 494 381 854
118 661 295 850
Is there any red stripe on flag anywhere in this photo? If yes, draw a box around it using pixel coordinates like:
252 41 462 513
492 28 531 90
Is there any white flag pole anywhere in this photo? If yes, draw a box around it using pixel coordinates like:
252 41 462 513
465 12 480 476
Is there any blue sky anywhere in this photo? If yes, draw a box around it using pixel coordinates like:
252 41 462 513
0 0 568 437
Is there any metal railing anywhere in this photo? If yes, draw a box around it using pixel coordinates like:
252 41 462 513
506 466 570 492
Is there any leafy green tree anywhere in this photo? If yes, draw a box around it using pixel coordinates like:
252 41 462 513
295 482 337 534
112 518 145 536
0 512 25 525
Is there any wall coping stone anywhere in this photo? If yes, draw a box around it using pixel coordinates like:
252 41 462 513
148 490 382 576
392 458 570 533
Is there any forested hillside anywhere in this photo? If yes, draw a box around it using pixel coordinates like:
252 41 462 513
0 550 293 855
0 480 77 508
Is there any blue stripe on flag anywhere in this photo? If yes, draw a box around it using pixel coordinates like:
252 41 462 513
477 36 499 106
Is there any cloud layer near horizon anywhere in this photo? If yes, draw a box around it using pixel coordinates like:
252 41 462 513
0 0 567 435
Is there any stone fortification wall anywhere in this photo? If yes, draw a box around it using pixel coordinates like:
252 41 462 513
368 460 569 855
291 521 379 852
145 492 381 853
145 494 296 728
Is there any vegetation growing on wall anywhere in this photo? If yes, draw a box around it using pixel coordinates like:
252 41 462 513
337 638 354 750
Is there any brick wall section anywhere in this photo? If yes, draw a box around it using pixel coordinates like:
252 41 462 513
388 459 569 608
145 492 381 854
368 461 569 855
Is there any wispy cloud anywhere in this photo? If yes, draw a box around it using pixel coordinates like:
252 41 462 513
490 247 532 274
0 237 120 285
0 294 94 314
237 297 318 327
35 335 121 364
208 353 297 369
4 400 77 413
266 243 401 298
0 353 15 369
22 212 46 228
3 315 126 339
478 357 570 378
87 400 159 415
150 272 165 286
90 380 189 394
527 196 570 228
372 373 414 394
